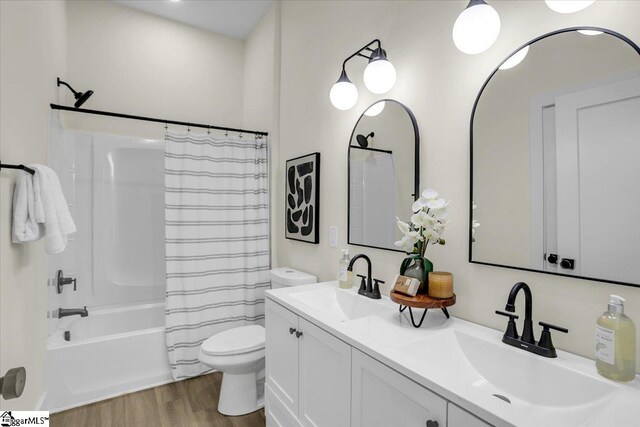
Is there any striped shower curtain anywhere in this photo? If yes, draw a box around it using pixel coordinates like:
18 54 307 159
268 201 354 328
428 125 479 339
164 131 270 380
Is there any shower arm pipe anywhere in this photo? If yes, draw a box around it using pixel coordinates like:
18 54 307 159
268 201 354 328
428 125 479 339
341 39 382 73
57 78 80 97
349 145 392 155
49 104 269 137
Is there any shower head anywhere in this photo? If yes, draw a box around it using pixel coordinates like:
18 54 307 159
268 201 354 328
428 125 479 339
356 132 374 148
74 90 94 108
57 77 94 108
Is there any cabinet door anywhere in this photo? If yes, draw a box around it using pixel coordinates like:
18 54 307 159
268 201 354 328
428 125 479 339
351 349 447 427
448 403 492 427
298 318 351 427
266 300 300 416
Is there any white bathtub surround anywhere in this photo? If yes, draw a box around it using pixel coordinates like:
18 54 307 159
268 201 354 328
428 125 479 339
265 282 640 427
164 132 270 380
44 303 171 412
11 170 44 243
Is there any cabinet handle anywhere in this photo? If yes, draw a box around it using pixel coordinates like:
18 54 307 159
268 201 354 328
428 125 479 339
426 421 439 427
295 331 303 338
289 327 297 335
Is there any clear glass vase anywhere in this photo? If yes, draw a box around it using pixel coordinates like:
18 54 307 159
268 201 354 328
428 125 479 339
400 255 434 294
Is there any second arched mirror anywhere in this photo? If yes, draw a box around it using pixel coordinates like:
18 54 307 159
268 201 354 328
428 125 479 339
348 99 419 252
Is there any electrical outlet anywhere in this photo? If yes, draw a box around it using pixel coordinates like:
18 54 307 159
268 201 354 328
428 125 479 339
329 226 338 247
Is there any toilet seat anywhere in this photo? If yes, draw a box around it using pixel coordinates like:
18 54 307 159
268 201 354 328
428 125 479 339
201 325 265 356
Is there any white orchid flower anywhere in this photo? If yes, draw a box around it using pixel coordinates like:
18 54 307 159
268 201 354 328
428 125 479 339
411 197 428 213
395 235 416 253
422 228 440 243
433 221 448 233
432 208 448 221
426 198 447 210
411 210 435 227
407 230 423 243
421 189 438 200
471 220 480 236
396 218 411 235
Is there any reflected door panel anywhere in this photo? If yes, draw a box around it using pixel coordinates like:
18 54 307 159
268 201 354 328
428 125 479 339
556 76 640 283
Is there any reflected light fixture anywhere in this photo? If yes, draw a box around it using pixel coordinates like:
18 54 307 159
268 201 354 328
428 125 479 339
330 39 395 110
578 29 603 36
453 0 501 55
545 1 595 14
364 101 386 117
499 45 530 70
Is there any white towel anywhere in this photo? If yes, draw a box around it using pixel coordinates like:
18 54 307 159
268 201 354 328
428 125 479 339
30 165 76 254
12 171 44 243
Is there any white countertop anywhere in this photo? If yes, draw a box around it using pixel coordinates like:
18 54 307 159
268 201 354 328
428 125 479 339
266 281 640 427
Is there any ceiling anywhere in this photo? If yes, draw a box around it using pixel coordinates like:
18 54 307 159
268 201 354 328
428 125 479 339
113 0 272 40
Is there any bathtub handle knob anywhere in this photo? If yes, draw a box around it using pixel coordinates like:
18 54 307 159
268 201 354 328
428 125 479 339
289 327 296 335
57 270 77 294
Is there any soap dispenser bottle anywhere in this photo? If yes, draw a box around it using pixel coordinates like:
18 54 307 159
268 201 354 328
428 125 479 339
338 249 352 289
596 295 636 382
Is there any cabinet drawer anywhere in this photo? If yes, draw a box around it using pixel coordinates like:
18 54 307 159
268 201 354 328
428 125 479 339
352 349 447 427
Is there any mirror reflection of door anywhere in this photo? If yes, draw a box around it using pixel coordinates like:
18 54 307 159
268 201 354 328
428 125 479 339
471 28 640 286
348 100 419 252
531 75 640 282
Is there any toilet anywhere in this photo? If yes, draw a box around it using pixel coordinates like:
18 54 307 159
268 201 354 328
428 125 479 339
198 268 317 416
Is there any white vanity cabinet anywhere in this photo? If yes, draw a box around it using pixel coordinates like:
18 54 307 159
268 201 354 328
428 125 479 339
351 349 447 427
266 298 493 427
265 300 351 427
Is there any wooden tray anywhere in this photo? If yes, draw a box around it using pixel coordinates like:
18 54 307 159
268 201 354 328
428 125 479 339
390 291 456 309
390 291 456 328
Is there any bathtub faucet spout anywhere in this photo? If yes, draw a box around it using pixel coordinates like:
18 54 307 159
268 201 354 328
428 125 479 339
58 306 88 318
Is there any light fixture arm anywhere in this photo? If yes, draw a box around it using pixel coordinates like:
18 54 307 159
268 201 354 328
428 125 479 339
57 77 80 97
341 39 383 73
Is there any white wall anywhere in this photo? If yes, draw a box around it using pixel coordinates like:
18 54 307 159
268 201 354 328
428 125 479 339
64 0 245 139
0 0 67 410
243 2 281 264
275 0 640 366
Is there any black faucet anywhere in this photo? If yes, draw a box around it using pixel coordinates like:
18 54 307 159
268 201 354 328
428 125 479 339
58 306 88 318
496 282 567 358
347 254 382 299
505 282 534 343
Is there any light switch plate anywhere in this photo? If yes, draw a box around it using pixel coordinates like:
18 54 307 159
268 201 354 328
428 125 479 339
329 226 338 247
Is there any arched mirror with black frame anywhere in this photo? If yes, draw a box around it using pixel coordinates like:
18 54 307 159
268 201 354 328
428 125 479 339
348 99 420 252
470 27 640 287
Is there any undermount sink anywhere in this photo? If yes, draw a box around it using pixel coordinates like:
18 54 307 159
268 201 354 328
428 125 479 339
289 287 393 322
399 328 619 410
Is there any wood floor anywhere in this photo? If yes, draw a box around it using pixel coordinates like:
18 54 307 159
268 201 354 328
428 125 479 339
50 372 265 427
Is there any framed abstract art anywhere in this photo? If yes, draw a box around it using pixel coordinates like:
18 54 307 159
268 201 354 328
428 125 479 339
285 153 320 243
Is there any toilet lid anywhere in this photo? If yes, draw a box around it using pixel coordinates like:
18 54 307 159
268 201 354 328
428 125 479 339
201 325 265 356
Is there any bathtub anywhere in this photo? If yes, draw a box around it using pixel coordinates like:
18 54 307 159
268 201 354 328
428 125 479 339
44 302 173 412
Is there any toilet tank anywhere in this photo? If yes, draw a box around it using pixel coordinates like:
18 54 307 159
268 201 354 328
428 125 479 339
270 268 317 289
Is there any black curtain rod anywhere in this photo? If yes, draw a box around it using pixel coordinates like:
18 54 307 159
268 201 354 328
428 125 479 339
50 104 268 137
349 145 392 155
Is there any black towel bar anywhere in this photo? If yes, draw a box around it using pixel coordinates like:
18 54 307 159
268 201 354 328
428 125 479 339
0 161 36 175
